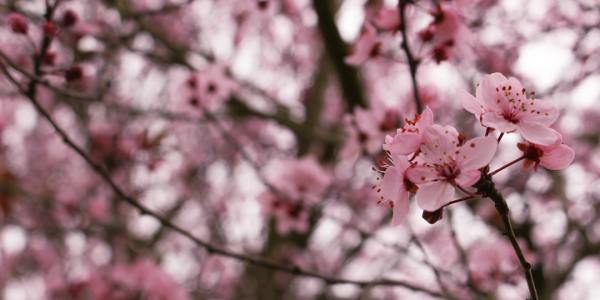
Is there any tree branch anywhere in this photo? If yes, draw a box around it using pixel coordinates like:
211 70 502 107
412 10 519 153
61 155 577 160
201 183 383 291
475 173 540 300
312 0 367 111
398 0 423 113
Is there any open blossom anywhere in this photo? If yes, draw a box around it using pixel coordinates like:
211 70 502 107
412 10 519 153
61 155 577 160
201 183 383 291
345 24 381 65
376 154 416 225
383 106 434 156
407 125 497 211
518 135 575 171
461 73 560 145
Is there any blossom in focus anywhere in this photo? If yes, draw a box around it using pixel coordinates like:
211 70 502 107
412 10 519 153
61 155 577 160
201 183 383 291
518 135 575 171
345 24 381 65
383 106 434 156
461 73 560 145
376 154 416 225
407 126 497 211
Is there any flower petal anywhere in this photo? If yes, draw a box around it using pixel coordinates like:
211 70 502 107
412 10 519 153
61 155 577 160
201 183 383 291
476 73 507 111
520 99 559 127
455 169 481 188
418 106 434 129
383 132 421 155
540 144 574 170
416 181 455 211
391 191 410 225
481 112 519 132
407 166 440 184
380 166 402 203
518 122 560 146
459 89 482 115
456 136 498 170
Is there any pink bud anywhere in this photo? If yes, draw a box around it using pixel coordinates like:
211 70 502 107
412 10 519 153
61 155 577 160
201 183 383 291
43 21 58 37
65 65 83 82
62 10 79 27
8 13 28 35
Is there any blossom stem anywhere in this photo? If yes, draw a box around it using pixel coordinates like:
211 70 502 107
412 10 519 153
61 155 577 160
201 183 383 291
442 195 476 209
489 156 525 176
497 132 504 143
398 0 423 113
475 174 540 300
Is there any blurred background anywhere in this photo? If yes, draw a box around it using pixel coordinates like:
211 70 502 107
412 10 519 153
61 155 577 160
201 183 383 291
0 0 599 299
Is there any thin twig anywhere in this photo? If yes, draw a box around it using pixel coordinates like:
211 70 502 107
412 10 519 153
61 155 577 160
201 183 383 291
398 0 423 113
489 156 525 176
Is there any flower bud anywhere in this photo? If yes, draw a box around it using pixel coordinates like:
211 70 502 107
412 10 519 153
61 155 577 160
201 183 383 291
8 13 28 35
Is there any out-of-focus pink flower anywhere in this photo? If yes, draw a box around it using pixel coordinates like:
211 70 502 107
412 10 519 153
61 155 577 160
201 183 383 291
383 106 434 156
187 65 237 111
8 13 28 35
273 156 331 203
260 192 309 234
468 238 520 291
61 9 79 27
461 73 560 145
347 103 401 156
376 154 416 225
373 7 400 32
407 126 497 211
345 24 381 65
518 135 575 171
111 259 189 300
419 4 468 63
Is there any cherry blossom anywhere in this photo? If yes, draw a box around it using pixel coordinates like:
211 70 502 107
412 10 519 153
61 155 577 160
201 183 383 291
383 106 434 156
376 154 415 225
345 24 381 65
461 73 560 145
373 7 400 32
7 13 28 35
518 135 575 171
407 126 497 211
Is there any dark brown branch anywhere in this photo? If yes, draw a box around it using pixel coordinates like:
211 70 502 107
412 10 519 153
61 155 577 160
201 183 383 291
312 0 367 111
398 0 423 113
475 174 540 300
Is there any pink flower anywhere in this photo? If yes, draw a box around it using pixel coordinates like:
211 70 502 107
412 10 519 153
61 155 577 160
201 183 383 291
383 106 434 156
259 192 309 234
373 7 400 32
518 135 575 171
468 238 520 291
272 156 331 203
376 154 416 225
187 65 237 111
407 126 497 211
350 103 401 155
461 73 561 145
418 4 467 63
345 24 381 65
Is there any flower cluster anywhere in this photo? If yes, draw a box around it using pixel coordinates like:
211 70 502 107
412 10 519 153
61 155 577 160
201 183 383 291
377 73 574 224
